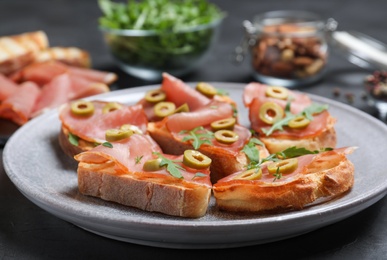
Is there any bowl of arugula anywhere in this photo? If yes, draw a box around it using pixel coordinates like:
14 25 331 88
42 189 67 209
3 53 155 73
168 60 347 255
98 0 225 81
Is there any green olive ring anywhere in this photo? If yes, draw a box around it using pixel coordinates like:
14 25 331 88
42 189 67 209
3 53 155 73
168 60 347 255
259 102 284 125
120 124 142 134
143 158 162 171
214 130 239 144
105 128 133 142
210 117 236 131
145 89 166 103
233 168 262 180
195 82 217 98
71 100 95 117
265 86 289 100
102 102 123 114
183 150 212 169
267 158 298 175
288 115 311 129
154 102 176 118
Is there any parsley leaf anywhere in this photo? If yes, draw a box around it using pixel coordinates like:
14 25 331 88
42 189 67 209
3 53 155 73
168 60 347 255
135 155 143 165
192 172 207 180
154 152 184 179
180 126 214 150
68 132 79 146
262 102 329 136
102 142 113 148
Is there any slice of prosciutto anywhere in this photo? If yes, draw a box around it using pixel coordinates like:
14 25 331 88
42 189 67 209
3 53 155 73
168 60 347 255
161 72 210 111
0 73 19 101
74 134 212 186
0 81 41 125
243 82 333 138
59 101 148 143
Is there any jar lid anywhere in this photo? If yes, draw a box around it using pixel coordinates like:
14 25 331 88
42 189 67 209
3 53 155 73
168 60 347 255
330 30 387 71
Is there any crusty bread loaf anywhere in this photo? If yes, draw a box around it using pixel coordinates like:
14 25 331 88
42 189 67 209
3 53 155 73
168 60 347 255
77 162 211 218
213 148 355 213
147 122 269 183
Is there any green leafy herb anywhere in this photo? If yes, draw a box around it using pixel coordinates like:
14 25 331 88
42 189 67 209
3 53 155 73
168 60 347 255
242 138 265 164
153 152 184 179
68 132 79 146
135 155 144 164
180 126 214 150
216 88 229 96
262 102 329 136
98 0 225 70
273 168 282 182
102 142 113 148
192 172 207 180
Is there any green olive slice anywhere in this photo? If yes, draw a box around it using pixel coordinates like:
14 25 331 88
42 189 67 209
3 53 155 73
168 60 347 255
288 115 310 129
102 102 122 114
143 158 162 171
265 86 289 100
183 150 212 169
71 100 95 117
196 82 217 98
267 158 298 175
145 89 166 103
174 103 190 113
154 102 176 118
259 102 284 125
233 168 262 180
105 128 133 142
214 130 239 144
120 124 142 134
210 117 236 131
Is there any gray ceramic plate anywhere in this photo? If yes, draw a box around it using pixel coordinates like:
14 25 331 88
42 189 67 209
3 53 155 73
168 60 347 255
3 83 387 249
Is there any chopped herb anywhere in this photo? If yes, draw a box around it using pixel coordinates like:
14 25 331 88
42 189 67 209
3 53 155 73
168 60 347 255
192 172 207 180
262 102 329 136
68 132 79 146
135 155 144 164
102 142 113 148
180 126 214 150
273 168 282 182
153 152 184 179
216 88 229 96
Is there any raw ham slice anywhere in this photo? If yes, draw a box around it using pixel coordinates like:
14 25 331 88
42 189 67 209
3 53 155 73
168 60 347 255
31 74 73 117
165 100 234 133
0 73 19 101
68 66 117 85
59 102 148 143
0 81 41 125
74 134 211 185
68 73 109 100
243 82 331 138
9 60 68 86
161 72 210 111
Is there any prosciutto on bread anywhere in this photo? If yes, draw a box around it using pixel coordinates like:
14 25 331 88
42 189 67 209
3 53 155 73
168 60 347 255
59 100 148 157
74 133 212 218
243 82 337 153
148 100 269 183
213 146 355 213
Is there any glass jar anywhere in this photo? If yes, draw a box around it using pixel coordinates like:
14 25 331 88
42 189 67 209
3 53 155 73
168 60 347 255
238 10 337 88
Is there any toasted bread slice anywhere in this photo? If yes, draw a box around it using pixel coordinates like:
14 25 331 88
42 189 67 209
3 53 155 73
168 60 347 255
74 134 212 218
34 47 91 68
0 31 48 75
213 147 355 213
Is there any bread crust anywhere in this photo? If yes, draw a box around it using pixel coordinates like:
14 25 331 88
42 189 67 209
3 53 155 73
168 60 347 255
77 162 211 218
147 122 269 183
213 151 354 213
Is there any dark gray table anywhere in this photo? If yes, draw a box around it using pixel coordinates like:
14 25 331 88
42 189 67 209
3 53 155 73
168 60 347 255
1 0 386 259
